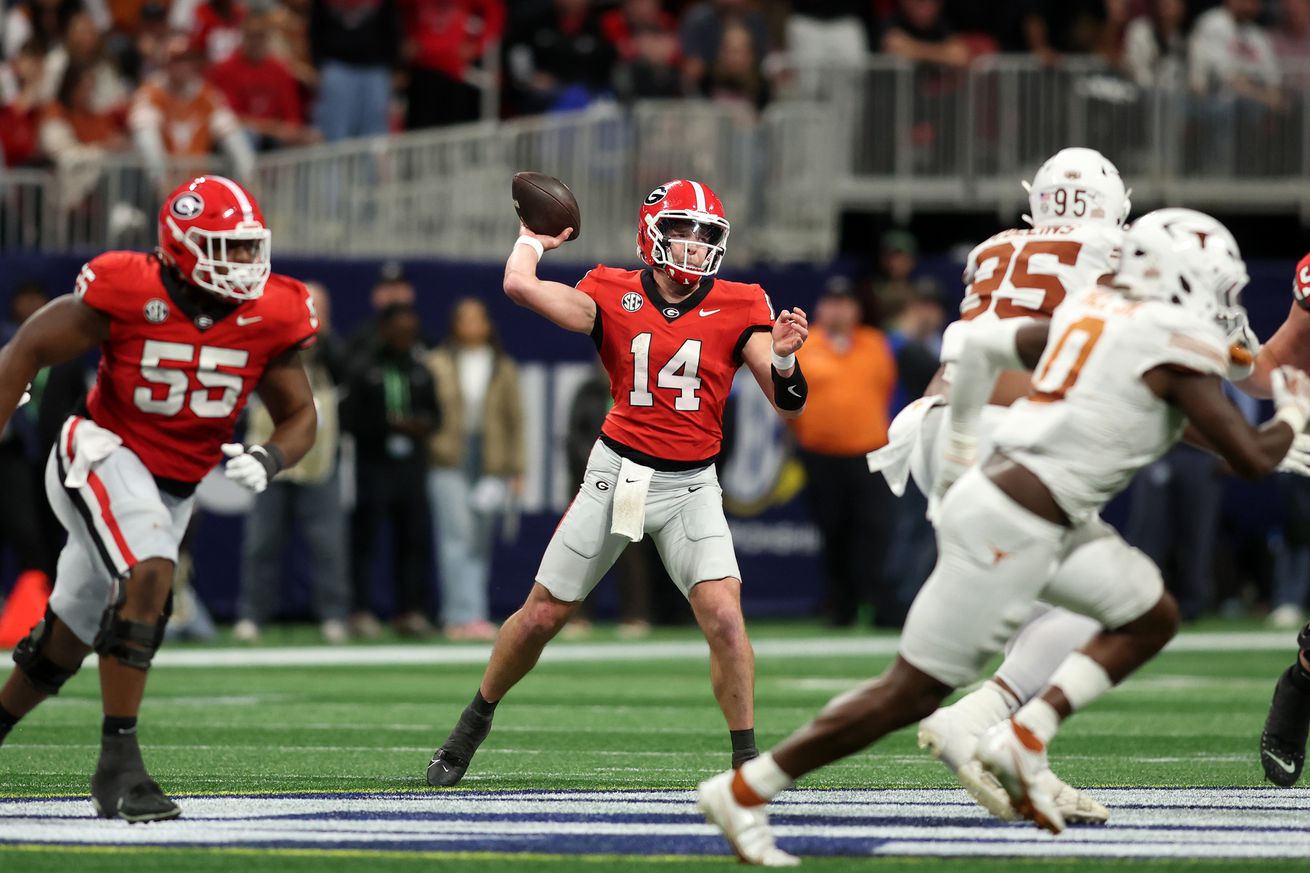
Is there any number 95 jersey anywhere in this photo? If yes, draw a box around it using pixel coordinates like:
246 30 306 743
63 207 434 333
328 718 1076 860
578 266 775 465
76 251 318 485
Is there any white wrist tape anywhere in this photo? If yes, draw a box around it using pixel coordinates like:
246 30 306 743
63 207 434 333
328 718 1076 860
1276 404 1308 435
515 235 544 260
771 346 796 371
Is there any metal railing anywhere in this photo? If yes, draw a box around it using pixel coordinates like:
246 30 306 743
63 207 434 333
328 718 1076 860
0 101 840 264
775 54 1310 220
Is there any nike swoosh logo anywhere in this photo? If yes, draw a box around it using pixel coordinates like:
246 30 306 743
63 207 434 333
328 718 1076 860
698 309 720 317
688 486 702 492
1265 750 1298 774
787 385 802 398
625 478 640 483
236 315 263 326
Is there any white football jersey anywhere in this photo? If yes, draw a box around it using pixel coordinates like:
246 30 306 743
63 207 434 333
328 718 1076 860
992 287 1228 521
959 223 1122 325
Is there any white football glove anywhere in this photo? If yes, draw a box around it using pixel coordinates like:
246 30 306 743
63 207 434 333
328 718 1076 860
221 443 282 494
1278 432 1310 477
1272 366 1310 434
929 430 976 524
1224 312 1260 382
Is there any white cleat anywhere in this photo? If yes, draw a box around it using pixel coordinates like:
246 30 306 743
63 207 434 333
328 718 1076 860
975 719 1066 834
956 759 1021 822
918 705 987 774
696 771 800 867
1042 770 1110 825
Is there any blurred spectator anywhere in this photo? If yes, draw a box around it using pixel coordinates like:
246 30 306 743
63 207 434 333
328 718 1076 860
40 61 130 206
1270 473 1310 628
0 40 44 167
181 0 246 64
702 18 768 111
680 0 771 95
128 35 255 188
116 2 171 83
1272 0 1310 65
879 0 971 68
310 0 399 140
506 0 613 114
602 0 676 60
1189 0 1281 110
1123 0 1188 89
425 298 524 641
235 283 350 645
791 279 899 628
1018 0 1112 66
209 8 320 150
881 277 944 414
613 23 683 101
349 260 417 360
786 1 870 68
403 0 504 129
3 0 79 61
1126 444 1223 622
267 0 316 90
865 228 922 328
39 10 128 112
344 303 440 638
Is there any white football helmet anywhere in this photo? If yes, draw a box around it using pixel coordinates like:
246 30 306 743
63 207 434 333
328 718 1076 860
1023 147 1131 228
1116 208 1248 324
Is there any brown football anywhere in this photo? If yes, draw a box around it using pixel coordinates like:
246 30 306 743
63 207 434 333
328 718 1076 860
512 172 581 241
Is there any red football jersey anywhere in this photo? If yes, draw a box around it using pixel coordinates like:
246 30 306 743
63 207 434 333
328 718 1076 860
578 266 775 464
75 251 317 484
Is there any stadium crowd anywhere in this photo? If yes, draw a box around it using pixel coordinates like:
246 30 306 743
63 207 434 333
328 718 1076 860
1 0 1308 173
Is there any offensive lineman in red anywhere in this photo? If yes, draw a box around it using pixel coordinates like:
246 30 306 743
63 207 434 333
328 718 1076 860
0 176 318 820
427 179 810 786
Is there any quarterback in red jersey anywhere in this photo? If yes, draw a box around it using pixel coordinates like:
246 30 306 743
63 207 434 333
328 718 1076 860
427 179 809 786
0 176 317 821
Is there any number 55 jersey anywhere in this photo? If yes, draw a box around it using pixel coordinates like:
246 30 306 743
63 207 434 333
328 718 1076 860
76 250 318 487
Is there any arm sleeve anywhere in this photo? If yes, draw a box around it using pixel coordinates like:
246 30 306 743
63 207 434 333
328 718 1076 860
945 318 1027 447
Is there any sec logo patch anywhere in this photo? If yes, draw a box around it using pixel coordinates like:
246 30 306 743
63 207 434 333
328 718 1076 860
621 292 643 312
144 298 170 324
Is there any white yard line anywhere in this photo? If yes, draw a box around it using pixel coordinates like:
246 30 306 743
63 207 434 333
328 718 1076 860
140 631 1297 670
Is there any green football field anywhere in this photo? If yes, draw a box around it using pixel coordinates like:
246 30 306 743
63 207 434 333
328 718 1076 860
1 621 1307 872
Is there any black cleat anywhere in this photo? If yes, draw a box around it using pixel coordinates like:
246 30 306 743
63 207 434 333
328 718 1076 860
90 733 181 822
427 707 494 787
1261 665 1310 787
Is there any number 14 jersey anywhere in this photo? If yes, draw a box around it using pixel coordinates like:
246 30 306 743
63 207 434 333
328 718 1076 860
577 266 775 466
76 251 318 485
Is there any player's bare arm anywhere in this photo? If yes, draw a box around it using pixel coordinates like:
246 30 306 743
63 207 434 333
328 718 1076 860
741 307 809 420
1150 365 1302 478
1241 304 1310 399
253 347 318 470
0 296 108 431
502 225 596 334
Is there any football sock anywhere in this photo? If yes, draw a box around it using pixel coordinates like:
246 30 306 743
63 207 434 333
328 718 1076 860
948 680 1019 725
730 728 757 767
994 608 1100 704
1013 698 1060 747
470 689 498 717
0 703 18 744
1048 652 1114 712
103 715 138 738
735 752 792 805
1289 657 1310 696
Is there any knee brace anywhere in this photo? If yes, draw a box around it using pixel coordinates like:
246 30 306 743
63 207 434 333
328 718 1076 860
13 607 82 695
93 589 173 671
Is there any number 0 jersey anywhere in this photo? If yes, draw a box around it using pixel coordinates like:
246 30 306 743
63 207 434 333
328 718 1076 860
75 251 318 485
993 288 1228 521
577 266 775 466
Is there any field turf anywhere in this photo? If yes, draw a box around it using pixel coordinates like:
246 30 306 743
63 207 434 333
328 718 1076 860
1 621 1305 871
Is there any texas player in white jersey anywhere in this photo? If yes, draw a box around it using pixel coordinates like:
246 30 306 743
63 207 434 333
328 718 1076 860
696 210 1310 864
868 147 1131 823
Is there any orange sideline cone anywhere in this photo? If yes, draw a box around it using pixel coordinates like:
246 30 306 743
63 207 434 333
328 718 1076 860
0 570 52 648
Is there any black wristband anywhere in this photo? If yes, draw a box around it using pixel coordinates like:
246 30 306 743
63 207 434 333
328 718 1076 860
249 444 285 478
772 360 807 411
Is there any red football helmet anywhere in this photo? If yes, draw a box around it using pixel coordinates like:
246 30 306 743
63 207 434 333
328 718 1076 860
637 180 730 285
157 175 271 301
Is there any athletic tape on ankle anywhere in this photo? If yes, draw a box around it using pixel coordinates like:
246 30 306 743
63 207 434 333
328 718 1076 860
739 752 792 801
1048 652 1113 712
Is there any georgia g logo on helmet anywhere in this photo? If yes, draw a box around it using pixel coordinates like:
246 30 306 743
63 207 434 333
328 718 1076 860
170 192 204 220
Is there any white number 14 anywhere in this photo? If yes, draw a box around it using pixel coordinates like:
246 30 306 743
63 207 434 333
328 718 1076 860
629 333 703 411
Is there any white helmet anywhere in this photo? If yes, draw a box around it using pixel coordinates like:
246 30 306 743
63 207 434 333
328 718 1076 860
1116 208 1248 324
1023 147 1131 228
